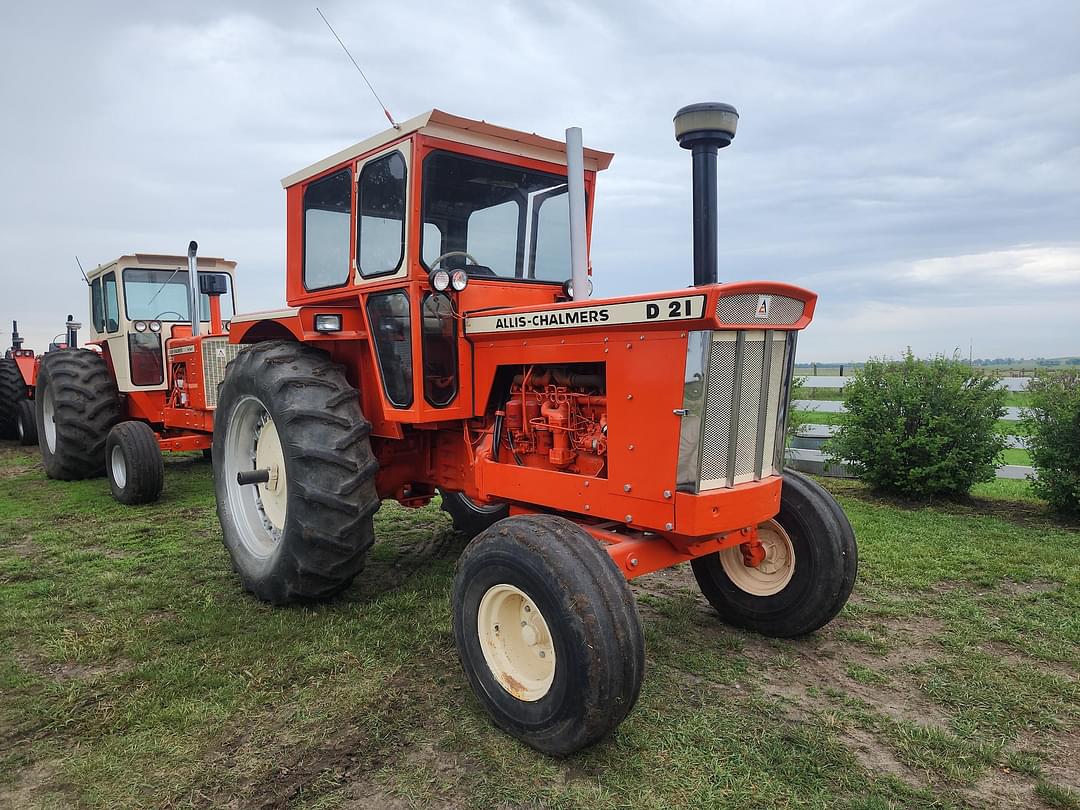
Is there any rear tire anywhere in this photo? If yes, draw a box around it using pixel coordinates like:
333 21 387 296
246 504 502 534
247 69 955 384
0 359 25 439
36 350 121 480
691 470 857 637
105 421 164 504
213 341 380 604
452 514 645 755
15 398 37 446
440 489 509 537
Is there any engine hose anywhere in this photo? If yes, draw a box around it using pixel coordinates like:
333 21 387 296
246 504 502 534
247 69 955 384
492 412 504 460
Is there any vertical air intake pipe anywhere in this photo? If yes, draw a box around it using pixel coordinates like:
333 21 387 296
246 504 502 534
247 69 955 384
674 103 739 287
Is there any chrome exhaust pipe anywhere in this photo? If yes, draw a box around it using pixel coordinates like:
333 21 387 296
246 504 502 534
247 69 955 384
187 240 200 337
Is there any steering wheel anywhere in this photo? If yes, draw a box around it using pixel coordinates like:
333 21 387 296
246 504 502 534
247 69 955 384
429 250 480 271
155 310 184 321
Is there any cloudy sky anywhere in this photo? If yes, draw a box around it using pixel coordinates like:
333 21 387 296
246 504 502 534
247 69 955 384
1 0 1076 361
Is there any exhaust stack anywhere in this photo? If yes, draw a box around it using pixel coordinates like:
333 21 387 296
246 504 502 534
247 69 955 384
187 240 200 337
565 127 590 301
11 321 23 351
65 315 80 349
674 102 739 287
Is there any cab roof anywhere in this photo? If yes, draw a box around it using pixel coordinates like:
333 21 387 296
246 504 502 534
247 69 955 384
281 109 615 189
89 253 237 280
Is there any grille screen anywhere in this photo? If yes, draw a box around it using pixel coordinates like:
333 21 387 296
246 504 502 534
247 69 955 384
201 338 243 408
691 330 795 491
716 294 804 325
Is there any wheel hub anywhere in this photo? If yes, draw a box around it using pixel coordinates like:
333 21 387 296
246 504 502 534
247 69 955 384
477 584 556 702
719 519 795 596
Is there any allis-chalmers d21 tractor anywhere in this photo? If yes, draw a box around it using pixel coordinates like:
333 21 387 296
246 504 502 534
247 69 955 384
208 105 858 755
34 250 237 503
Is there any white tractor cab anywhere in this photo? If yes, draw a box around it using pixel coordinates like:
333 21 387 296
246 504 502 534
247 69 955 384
85 252 237 392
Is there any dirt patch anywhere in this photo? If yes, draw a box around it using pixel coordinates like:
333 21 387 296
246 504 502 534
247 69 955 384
15 650 133 682
3 759 67 808
998 578 1062 596
970 767 1038 809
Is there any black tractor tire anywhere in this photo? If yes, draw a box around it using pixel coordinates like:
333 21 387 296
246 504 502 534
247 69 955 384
452 514 645 756
439 489 509 537
36 350 121 480
105 421 164 505
213 340 380 604
0 359 25 439
691 470 858 638
15 398 37 446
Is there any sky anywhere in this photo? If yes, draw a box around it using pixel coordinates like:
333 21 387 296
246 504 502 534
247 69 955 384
1 0 1077 362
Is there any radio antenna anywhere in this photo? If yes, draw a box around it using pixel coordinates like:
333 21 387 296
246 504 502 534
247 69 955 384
316 7 400 130
75 255 90 286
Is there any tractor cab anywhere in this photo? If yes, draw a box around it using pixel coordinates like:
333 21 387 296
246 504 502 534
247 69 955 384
84 252 237 395
232 110 612 431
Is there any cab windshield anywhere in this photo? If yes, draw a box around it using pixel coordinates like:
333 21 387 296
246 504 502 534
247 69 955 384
421 151 573 282
122 268 234 322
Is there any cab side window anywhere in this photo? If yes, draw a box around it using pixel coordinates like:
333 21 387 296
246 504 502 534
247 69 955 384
303 169 352 291
91 278 104 332
357 151 407 277
103 272 120 332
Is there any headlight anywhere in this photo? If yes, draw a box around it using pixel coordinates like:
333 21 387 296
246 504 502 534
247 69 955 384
314 314 343 333
133 320 148 332
450 269 468 292
562 277 593 299
429 268 451 292
148 320 162 333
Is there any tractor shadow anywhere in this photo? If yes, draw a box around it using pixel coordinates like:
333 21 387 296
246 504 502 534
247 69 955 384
343 505 469 603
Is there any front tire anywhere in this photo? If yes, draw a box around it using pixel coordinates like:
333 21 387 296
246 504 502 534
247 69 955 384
15 398 37 446
105 421 164 504
36 350 121 480
213 341 380 604
691 470 857 637
452 515 645 755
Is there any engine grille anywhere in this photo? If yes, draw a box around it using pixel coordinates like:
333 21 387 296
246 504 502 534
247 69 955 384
200 338 243 409
716 293 805 325
678 330 797 491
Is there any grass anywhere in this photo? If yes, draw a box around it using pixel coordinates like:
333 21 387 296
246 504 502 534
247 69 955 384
790 410 1029 439
1 443 1078 808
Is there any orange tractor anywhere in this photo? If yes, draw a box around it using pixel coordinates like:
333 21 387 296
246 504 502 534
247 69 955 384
34 249 238 503
0 321 41 444
204 105 857 754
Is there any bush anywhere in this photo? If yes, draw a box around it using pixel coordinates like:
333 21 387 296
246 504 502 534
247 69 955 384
1023 370 1080 515
824 351 1006 497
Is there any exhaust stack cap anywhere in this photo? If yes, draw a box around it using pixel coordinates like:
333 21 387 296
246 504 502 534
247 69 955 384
674 102 738 149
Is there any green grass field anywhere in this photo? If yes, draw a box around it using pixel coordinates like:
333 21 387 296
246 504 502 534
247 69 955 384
1 443 1078 809
791 410 1031 441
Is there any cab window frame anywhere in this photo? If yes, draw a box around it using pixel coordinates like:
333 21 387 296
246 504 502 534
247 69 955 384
302 167 354 292
356 150 408 279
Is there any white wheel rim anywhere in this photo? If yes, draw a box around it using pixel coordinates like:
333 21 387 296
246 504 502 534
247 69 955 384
477 584 556 702
223 396 287 558
111 445 127 489
254 418 287 531
43 388 56 453
719 520 795 596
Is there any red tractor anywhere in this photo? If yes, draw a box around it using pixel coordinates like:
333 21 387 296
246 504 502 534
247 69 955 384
199 105 858 754
34 248 238 503
0 321 40 445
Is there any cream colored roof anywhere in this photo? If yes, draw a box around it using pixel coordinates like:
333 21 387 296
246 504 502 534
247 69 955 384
281 109 615 188
89 253 237 279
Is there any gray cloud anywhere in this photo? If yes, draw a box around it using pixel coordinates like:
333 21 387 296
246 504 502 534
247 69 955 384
1 0 1076 360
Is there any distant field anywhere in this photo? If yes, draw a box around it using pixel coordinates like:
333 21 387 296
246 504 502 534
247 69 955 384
799 388 1033 408
790 410 1031 439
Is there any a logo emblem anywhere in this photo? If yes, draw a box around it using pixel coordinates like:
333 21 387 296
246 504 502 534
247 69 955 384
755 295 771 319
